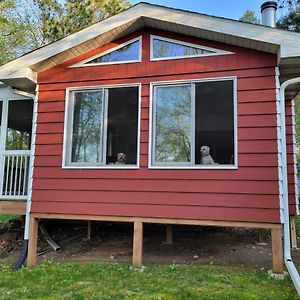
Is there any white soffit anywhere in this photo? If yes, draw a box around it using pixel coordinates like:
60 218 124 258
1 2 300 85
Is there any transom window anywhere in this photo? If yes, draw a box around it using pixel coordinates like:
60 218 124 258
64 85 139 168
150 78 236 168
150 35 232 61
72 37 142 67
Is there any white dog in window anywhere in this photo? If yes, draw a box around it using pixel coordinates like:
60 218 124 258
199 146 218 165
115 152 126 165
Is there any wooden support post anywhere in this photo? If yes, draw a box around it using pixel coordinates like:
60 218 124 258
27 216 39 267
290 216 297 249
271 227 284 274
133 221 143 268
87 220 92 240
257 229 264 243
164 224 173 245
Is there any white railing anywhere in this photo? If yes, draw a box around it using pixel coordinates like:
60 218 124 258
0 151 31 199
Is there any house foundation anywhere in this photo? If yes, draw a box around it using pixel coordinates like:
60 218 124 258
27 213 284 274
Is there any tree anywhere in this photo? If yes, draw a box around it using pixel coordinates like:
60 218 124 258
277 0 300 31
0 0 131 65
0 0 29 64
34 0 131 43
239 10 260 25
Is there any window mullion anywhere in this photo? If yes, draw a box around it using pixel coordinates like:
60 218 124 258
67 92 75 165
101 89 109 165
191 83 196 166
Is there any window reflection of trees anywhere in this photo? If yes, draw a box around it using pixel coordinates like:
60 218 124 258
153 39 214 58
71 91 104 163
155 85 191 163
88 40 139 64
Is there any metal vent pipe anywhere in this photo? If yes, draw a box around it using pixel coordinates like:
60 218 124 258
261 1 277 27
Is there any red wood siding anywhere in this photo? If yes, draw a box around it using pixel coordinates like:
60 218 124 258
32 28 282 223
286 100 298 215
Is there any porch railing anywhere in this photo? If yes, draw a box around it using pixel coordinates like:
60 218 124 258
0 151 31 199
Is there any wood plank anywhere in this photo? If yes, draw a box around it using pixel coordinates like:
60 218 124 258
30 202 281 223
238 90 276 102
31 212 282 229
238 102 276 115
27 216 39 267
38 101 65 113
271 227 284 274
133 221 143 267
36 123 64 134
31 190 280 209
33 166 279 181
32 178 280 194
0 200 26 215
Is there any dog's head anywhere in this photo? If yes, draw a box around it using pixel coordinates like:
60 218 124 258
199 146 210 156
117 152 126 163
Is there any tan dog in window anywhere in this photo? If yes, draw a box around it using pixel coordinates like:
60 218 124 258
199 146 218 165
115 152 126 165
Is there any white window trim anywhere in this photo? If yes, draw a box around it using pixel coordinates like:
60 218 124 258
148 76 238 170
70 36 142 68
62 83 141 169
150 35 234 61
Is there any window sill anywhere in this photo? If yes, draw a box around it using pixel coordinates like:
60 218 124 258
148 165 238 170
62 165 140 170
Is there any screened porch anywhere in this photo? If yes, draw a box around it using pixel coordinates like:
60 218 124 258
0 94 33 200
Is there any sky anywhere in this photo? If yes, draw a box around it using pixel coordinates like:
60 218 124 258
131 0 286 21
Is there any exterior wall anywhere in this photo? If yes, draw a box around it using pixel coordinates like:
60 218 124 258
31 28 281 223
286 99 299 215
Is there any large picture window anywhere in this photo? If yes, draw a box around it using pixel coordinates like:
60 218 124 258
151 78 236 168
65 85 139 167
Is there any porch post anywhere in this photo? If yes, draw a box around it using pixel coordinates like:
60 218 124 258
27 215 39 267
164 224 173 245
133 221 143 267
271 227 284 274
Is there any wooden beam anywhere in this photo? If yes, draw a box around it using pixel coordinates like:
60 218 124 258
27 216 39 267
271 227 284 274
290 216 298 249
87 220 92 240
164 224 173 245
0 200 26 215
30 213 282 229
133 221 143 268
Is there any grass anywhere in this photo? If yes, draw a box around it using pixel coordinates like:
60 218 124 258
0 215 20 229
0 261 297 300
0 217 298 298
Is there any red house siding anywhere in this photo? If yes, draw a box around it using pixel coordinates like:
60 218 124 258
31 28 282 224
286 100 298 215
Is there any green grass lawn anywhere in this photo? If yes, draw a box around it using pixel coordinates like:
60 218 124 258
0 215 299 299
0 261 297 300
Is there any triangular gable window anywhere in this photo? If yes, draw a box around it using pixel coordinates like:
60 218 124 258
150 35 232 61
72 37 142 67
